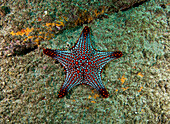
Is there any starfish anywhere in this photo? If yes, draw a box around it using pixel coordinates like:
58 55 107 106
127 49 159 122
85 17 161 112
43 26 122 98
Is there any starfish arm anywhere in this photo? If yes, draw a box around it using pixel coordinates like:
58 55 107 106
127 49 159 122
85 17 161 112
58 69 82 98
43 48 73 69
86 69 109 98
93 51 123 68
71 26 94 53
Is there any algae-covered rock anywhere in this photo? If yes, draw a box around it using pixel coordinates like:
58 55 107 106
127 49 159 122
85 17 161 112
0 0 147 57
0 0 169 123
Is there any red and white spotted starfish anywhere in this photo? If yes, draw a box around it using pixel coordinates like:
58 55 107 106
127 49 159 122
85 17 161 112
43 26 122 98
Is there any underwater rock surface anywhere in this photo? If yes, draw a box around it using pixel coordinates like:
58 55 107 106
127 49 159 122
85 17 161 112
0 0 148 57
0 0 169 123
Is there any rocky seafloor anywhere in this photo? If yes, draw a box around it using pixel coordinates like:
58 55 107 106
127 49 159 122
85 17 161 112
0 0 169 123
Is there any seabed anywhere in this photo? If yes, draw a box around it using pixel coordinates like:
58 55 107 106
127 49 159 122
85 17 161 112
0 0 169 123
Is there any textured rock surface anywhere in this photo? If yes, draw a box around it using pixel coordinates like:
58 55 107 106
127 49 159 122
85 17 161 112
0 0 148 57
0 0 169 123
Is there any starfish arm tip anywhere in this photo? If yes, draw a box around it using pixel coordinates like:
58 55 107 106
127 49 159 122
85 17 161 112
111 51 123 59
83 26 90 33
43 48 57 58
58 89 68 98
99 88 109 98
